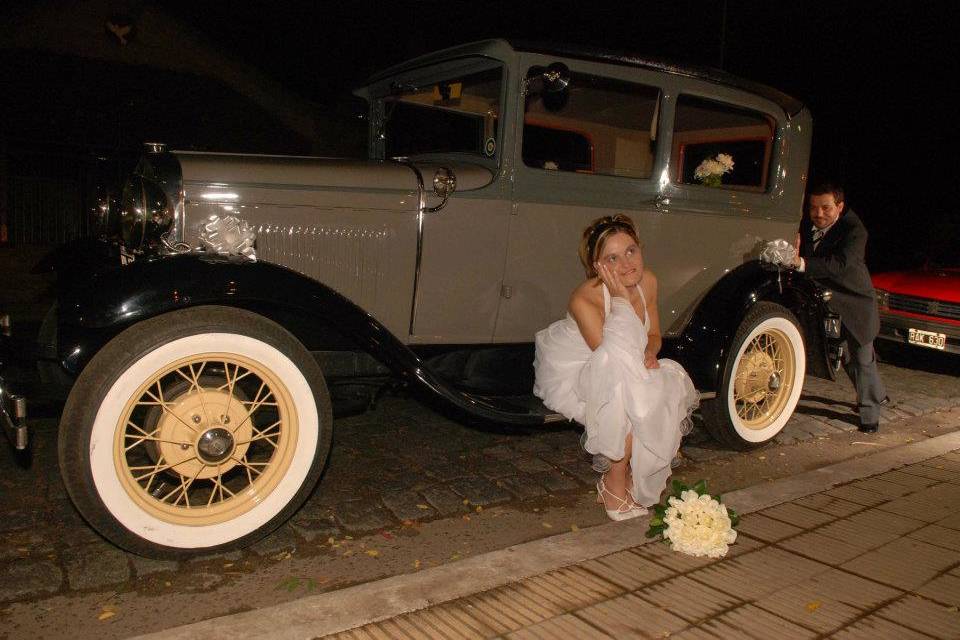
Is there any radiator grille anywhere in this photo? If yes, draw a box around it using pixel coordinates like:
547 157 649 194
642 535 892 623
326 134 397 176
888 293 960 321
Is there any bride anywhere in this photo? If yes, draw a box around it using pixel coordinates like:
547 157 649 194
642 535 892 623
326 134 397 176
534 215 698 521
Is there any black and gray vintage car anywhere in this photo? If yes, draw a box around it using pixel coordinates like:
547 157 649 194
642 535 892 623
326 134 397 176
1 40 841 557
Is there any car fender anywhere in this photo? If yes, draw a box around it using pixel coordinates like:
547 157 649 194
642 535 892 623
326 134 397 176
56 253 548 425
663 261 832 392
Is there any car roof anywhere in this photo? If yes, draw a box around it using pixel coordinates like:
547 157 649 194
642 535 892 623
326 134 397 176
361 38 805 116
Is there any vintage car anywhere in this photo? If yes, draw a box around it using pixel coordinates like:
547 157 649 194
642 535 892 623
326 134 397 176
4 40 840 557
873 259 960 356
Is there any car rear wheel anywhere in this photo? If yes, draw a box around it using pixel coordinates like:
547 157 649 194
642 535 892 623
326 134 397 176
703 302 805 450
58 306 332 558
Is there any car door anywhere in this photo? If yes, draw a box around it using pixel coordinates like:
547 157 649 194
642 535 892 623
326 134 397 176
369 58 513 344
494 54 666 341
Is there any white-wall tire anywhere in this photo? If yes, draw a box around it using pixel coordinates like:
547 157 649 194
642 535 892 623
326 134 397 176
703 302 806 449
58 306 332 558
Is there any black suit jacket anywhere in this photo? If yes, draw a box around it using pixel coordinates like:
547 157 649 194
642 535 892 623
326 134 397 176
799 209 879 346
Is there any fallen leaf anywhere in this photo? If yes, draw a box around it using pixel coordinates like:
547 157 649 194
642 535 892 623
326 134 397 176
542 522 553 529
365 549 380 558
380 531 394 540
417 504 430 510
413 559 422 570
223 562 234 568
475 506 483 513
342 550 354 557
462 515 471 522
327 537 336 545
164 581 172 587
450 553 461 560
344 535 354 540
805 600 821 613
758 455 766 461
98 611 116 621
570 524 579 532
462 499 470 505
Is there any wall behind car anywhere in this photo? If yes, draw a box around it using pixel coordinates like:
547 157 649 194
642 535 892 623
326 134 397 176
0 0 365 247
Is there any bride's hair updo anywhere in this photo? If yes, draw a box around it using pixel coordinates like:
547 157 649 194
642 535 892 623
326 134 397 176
578 214 640 278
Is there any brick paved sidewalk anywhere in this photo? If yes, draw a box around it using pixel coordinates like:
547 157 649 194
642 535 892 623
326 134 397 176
324 452 960 640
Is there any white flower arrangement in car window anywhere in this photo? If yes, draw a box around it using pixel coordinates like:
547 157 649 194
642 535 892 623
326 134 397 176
694 153 735 187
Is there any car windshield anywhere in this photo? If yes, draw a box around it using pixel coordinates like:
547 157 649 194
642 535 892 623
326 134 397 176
384 66 502 160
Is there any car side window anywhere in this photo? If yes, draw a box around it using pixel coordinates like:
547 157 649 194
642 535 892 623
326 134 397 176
522 71 660 179
672 95 775 191
384 66 502 159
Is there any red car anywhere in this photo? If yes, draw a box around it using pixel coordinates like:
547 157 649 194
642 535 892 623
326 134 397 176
872 264 960 355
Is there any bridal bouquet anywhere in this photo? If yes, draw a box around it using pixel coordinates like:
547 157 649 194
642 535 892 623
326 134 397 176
646 480 739 558
694 153 734 187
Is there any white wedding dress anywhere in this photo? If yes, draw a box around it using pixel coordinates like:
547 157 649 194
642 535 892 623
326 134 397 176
533 284 698 507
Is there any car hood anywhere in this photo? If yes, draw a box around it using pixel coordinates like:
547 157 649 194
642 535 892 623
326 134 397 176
872 268 960 303
175 153 493 195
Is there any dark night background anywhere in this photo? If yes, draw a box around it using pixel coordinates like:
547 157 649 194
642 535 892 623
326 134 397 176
1 0 957 271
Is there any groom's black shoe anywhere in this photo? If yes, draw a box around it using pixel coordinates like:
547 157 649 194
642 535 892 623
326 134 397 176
880 395 891 407
858 422 879 434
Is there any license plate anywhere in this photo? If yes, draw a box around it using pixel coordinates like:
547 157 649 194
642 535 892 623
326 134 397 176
908 328 946 350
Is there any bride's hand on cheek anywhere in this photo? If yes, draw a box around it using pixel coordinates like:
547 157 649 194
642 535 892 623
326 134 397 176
596 262 630 300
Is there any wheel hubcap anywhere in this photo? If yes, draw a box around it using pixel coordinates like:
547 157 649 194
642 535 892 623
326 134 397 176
197 427 235 464
733 328 796 430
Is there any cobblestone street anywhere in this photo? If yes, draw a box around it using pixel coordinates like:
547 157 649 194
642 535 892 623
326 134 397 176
1 347 959 638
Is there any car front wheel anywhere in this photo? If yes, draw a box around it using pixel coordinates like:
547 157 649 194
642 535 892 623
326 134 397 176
703 302 806 449
58 306 332 558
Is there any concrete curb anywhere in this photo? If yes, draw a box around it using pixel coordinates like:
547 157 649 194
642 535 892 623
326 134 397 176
132 428 960 640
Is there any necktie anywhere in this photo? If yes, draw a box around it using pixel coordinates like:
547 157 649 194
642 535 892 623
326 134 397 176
812 227 825 249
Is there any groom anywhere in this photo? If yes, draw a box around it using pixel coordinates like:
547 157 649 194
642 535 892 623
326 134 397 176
792 181 887 433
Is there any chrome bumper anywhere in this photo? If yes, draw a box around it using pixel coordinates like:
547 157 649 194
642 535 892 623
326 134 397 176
0 373 28 450
1 313 29 451
877 311 960 355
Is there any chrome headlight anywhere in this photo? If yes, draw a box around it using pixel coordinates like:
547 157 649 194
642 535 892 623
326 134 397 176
120 175 173 251
874 288 889 309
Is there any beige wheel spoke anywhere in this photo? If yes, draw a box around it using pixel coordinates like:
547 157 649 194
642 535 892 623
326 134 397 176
159 468 199 506
176 362 213 425
218 362 251 419
207 469 236 506
141 383 199 434
233 454 267 484
131 456 198 483
237 420 282 448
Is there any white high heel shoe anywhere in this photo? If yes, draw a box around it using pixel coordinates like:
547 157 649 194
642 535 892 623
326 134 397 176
596 477 647 521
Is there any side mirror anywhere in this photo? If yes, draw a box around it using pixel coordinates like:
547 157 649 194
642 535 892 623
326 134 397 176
541 62 570 93
526 62 571 95
526 62 571 113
